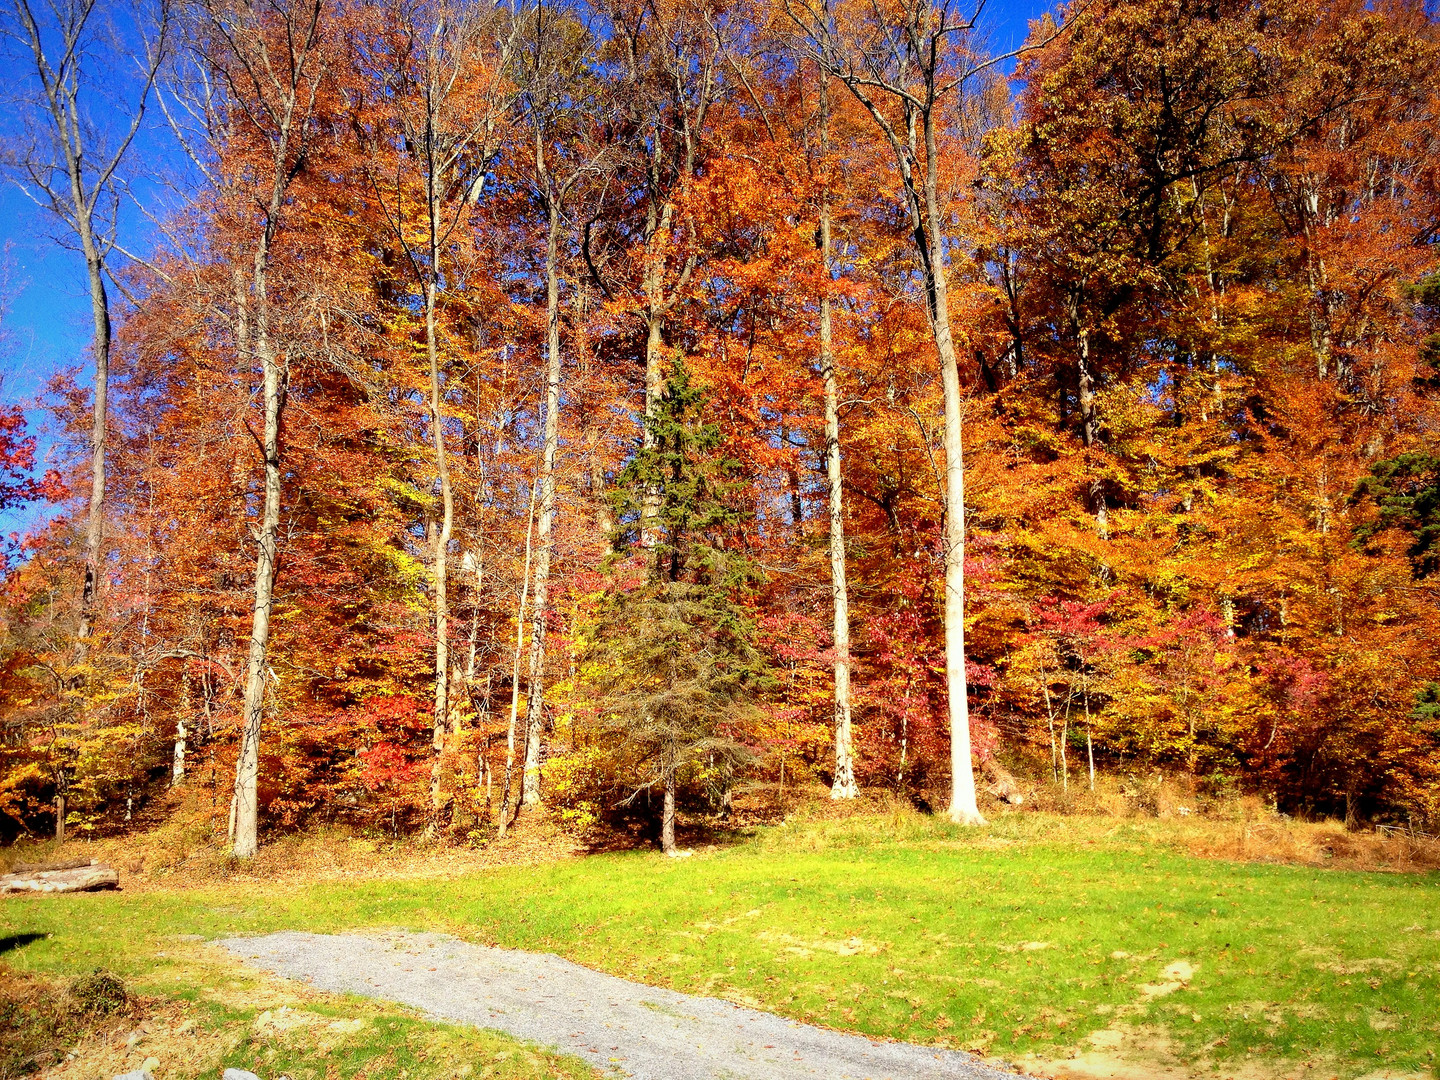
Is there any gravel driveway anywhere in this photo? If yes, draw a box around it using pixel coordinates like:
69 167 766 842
222 930 1019 1080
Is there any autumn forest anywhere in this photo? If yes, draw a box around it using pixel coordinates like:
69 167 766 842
2 0 1438 857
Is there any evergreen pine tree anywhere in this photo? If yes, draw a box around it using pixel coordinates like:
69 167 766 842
583 359 766 853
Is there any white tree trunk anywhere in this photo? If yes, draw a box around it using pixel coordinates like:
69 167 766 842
233 311 283 859
922 122 985 828
522 196 563 809
818 87 857 799
498 484 537 836
172 717 186 786
426 272 454 823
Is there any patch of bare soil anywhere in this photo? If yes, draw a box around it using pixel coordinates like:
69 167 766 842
1025 1042 1438 1080
37 998 237 1080
1016 956 1435 1080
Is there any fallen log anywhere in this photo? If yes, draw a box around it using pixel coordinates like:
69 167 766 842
9 856 97 874
1 864 119 895
982 758 1026 805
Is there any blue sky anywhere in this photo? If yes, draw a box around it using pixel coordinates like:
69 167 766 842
0 0 1059 539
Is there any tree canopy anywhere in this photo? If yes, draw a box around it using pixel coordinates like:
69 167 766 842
1 0 1437 847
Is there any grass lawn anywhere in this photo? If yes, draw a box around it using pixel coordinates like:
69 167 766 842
3 811 1437 1079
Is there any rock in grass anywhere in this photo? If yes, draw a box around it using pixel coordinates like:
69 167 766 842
222 1069 263 1080
111 1072 153 1080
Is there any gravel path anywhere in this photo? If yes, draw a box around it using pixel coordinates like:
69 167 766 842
222 930 1019 1080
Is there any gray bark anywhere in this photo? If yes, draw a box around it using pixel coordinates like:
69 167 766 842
53 792 65 844
425 275 454 821
7 0 163 646
498 484 537 836
521 181 563 809
0 864 118 894
224 0 325 859
661 756 677 854
921 124 985 827
640 202 673 547
233 300 284 859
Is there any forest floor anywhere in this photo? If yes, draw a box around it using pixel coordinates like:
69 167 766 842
1 805 1437 1080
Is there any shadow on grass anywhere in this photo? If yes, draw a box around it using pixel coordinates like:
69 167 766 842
0 933 50 954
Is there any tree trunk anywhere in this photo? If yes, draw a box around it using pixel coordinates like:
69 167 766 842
172 716 186 786
1060 692 1071 795
233 309 284 860
1084 669 1095 791
661 758 677 855
53 792 65 843
780 421 804 530
497 483 537 837
920 118 985 828
639 178 678 548
1069 298 1109 540
521 194 564 810
224 22 317 854
1 864 118 895
640 256 667 547
819 80 857 801
76 220 110 645
425 271 454 825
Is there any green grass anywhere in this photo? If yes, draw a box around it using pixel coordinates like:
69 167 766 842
4 812 1438 1078
195 999 598 1080
0 953 596 1080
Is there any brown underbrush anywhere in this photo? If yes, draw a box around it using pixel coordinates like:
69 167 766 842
5 765 1438 885
0 791 587 891
781 771 1440 873
963 761 1440 873
0 964 147 1079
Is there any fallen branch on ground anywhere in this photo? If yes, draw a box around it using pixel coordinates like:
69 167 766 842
1 864 119 895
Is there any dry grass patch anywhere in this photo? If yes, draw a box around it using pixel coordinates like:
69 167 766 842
1 798 585 892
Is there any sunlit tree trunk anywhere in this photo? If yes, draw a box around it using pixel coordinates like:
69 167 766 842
498 484 537 836
522 182 564 809
228 0 322 855
639 194 674 548
173 673 188 786
819 80 857 800
661 745 677 855
75 213 110 646
233 290 284 859
790 0 994 827
919 111 985 827
425 268 454 824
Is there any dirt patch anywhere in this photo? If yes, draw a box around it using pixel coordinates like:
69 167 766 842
37 998 239 1080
